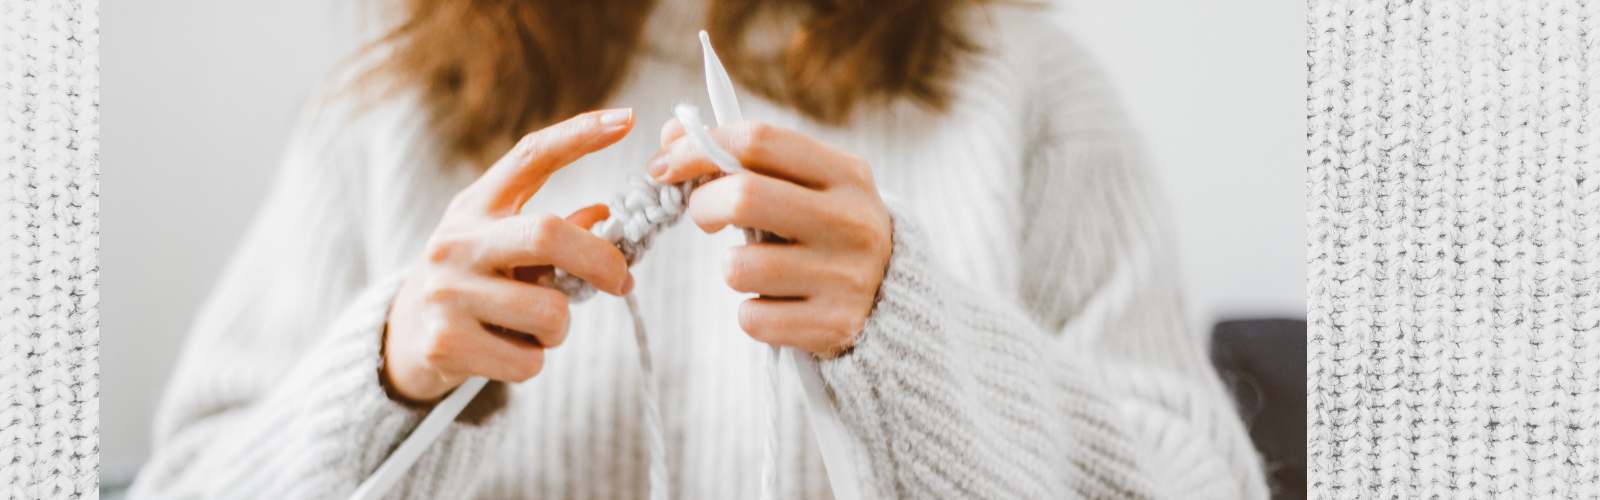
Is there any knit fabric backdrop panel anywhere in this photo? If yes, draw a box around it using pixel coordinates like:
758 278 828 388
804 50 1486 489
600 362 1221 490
1309 0 1600 498
0 0 101 498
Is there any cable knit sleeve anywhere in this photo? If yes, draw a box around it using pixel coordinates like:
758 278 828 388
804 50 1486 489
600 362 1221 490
127 92 504 499
817 21 1270 499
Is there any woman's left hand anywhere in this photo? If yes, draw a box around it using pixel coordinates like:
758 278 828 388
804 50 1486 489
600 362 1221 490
649 120 892 357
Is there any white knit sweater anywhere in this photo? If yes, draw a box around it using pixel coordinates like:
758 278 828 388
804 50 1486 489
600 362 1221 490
1 0 100 497
129 3 1266 498
1309 0 1600 497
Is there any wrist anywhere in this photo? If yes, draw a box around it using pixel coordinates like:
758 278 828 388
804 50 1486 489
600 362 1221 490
380 308 449 406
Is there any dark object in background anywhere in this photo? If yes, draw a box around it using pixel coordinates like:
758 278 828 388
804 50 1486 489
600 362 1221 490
1211 319 1306 500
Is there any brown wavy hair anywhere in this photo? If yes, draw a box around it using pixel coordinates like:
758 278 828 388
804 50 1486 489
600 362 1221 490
356 0 980 165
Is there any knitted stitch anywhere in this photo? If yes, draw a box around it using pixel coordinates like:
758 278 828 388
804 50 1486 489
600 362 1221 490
1308 0 1600 497
546 175 701 301
0 0 100 498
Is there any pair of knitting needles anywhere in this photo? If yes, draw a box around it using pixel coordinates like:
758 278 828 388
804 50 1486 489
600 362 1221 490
351 31 861 500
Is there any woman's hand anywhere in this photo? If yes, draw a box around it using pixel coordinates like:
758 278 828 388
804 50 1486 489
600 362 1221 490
384 109 637 404
648 120 892 357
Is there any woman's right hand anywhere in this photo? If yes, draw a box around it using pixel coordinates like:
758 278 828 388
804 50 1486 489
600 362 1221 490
383 109 638 404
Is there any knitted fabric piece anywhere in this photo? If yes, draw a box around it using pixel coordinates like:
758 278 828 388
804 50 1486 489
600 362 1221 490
0 0 101 497
1308 1 1600 497
546 175 701 301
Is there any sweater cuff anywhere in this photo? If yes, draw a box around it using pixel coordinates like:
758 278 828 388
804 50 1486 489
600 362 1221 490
280 272 496 497
825 198 949 364
816 203 964 496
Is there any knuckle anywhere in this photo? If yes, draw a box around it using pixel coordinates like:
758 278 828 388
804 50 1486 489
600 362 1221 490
824 312 864 343
827 218 873 251
723 250 760 292
840 266 877 295
733 123 775 160
512 132 545 160
857 228 887 254
835 211 870 240
836 316 866 343
737 303 770 343
541 302 571 348
744 122 776 144
850 156 874 184
525 214 565 255
425 235 466 264
534 213 567 235
728 177 762 219
422 324 457 368
545 288 571 312
513 349 545 382
420 278 461 306
525 349 547 380
836 154 871 184
839 211 886 250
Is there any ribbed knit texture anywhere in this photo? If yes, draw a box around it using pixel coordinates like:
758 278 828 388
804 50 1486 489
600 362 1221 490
0 0 100 498
1308 1 1600 497
129 3 1266 498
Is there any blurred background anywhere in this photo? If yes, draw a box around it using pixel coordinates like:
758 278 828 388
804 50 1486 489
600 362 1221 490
102 0 1303 489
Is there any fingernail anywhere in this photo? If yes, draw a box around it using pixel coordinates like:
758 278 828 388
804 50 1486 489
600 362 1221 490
647 157 667 179
599 108 633 127
621 274 635 295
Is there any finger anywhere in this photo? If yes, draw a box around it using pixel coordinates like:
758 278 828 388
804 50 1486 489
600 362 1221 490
468 108 635 213
456 275 572 348
507 203 616 285
473 214 631 295
435 314 548 383
737 297 862 356
652 121 862 189
687 172 834 238
724 243 839 298
647 118 690 179
659 118 686 148
566 203 610 230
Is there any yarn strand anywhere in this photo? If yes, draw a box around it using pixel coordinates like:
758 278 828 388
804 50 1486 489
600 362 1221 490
624 293 670 500
760 345 781 500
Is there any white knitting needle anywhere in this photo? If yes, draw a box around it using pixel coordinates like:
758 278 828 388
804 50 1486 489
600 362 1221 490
674 104 742 175
689 30 865 500
700 31 743 126
349 376 487 500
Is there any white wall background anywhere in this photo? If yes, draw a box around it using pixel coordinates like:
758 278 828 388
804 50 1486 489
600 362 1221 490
102 0 1302 473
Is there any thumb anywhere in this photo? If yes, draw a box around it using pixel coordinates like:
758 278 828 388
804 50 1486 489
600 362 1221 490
566 203 610 230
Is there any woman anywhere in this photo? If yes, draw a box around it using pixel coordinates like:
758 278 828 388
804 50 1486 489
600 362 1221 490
131 0 1267 498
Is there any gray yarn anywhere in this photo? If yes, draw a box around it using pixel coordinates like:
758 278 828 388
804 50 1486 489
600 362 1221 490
540 169 784 500
537 172 707 500
544 175 704 300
